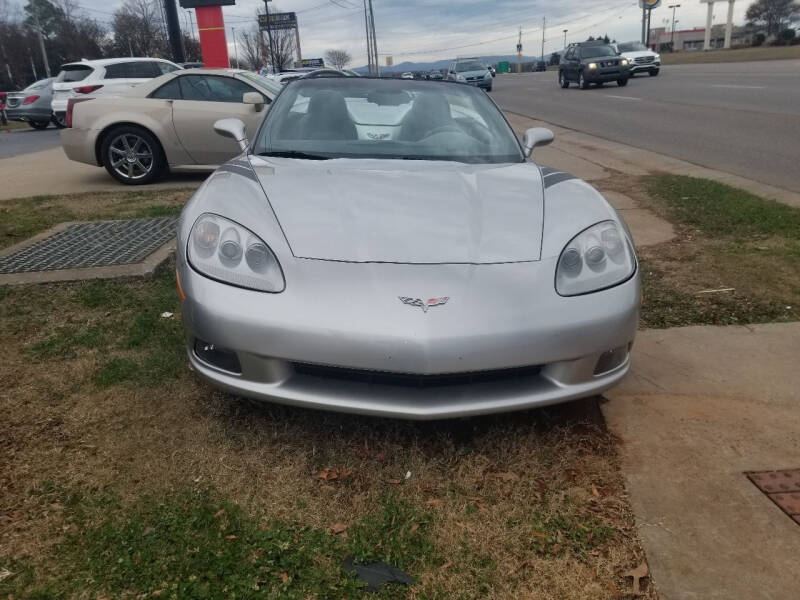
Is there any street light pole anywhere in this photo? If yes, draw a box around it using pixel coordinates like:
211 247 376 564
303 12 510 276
231 26 239 68
263 0 276 73
563 29 567 48
668 4 681 49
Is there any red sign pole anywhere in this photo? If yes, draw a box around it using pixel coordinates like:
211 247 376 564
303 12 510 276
195 6 230 68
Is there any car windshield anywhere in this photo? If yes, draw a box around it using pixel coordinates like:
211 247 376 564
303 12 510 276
240 72 282 95
56 65 93 82
581 46 617 58
254 78 523 164
455 61 486 72
617 42 647 52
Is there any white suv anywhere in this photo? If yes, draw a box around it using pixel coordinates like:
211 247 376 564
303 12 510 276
614 42 660 76
51 58 182 127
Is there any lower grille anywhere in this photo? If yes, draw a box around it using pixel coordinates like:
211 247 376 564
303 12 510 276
292 362 541 388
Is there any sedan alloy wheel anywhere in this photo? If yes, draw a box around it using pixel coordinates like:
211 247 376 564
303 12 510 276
108 133 154 181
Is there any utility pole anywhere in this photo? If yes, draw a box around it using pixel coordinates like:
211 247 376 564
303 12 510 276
363 0 378 76
641 2 647 44
516 27 522 73
563 29 568 48
368 0 379 76
263 0 276 73
163 0 186 64
668 4 681 49
33 14 51 78
646 7 652 47
541 16 546 62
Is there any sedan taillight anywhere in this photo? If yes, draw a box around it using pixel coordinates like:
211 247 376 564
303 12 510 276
66 97 93 128
22 94 40 105
73 84 103 94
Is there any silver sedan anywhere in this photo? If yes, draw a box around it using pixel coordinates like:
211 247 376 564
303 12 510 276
177 78 640 419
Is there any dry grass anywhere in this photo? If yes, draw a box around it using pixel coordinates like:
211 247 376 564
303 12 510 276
660 45 800 65
0 266 653 598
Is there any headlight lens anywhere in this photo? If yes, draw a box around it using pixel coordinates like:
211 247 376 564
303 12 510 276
456 73 465 81
621 59 629 66
556 221 635 296
188 213 285 293
587 62 598 69
654 54 660 61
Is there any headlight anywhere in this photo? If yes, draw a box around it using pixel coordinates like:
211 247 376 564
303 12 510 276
654 54 660 61
555 221 635 296
587 62 598 69
484 71 492 79
456 73 466 81
188 213 285 293
620 59 629 67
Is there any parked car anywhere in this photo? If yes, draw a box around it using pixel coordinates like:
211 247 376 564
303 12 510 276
301 69 359 79
400 72 415 79
268 68 317 85
177 77 640 419
51 57 182 127
61 69 281 184
445 58 492 91
533 61 548 72
178 62 205 69
614 41 660 76
559 42 630 89
4 78 54 129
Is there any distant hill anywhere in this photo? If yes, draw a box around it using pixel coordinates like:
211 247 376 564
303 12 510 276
352 54 555 75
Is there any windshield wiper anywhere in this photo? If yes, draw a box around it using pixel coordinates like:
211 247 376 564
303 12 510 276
258 150 330 160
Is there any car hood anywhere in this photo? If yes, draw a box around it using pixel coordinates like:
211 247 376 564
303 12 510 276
458 70 490 78
621 50 656 59
250 157 544 264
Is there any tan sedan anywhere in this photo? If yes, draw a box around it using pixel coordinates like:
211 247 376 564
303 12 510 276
61 69 282 184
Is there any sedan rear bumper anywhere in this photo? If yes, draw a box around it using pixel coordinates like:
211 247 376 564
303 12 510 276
60 127 101 166
6 107 51 122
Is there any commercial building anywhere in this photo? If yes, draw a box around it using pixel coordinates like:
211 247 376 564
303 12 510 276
649 25 752 51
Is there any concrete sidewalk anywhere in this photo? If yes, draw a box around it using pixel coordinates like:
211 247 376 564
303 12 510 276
605 323 800 599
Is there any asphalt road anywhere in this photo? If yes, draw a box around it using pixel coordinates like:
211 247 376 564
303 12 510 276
0 126 61 159
492 59 800 193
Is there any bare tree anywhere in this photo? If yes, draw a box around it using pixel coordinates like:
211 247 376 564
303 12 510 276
239 27 264 70
264 24 295 70
110 0 168 58
325 48 351 70
746 0 800 35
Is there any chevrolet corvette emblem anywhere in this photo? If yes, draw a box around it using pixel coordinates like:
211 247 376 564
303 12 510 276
399 296 449 312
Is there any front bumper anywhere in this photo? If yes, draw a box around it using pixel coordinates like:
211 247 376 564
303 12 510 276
584 68 630 83
628 61 661 73
178 256 639 419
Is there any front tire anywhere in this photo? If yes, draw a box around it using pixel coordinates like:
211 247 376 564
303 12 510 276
617 78 629 87
559 71 569 88
28 120 49 130
100 125 166 186
649 68 660 76
578 71 589 89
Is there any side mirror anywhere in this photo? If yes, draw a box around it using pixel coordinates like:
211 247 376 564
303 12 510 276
214 118 249 152
242 91 265 112
522 127 554 157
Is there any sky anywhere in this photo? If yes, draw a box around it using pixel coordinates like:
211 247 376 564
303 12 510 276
9 0 755 66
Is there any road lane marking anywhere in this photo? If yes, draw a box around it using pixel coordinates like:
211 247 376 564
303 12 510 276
710 84 765 89
605 95 642 101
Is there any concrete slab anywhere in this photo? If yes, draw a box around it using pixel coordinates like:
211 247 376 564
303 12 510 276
604 323 800 600
602 190 638 211
617 208 677 248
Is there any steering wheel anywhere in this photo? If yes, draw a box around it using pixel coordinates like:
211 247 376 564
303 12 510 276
421 124 463 138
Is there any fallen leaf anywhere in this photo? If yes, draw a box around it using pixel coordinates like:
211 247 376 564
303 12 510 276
279 572 289 584
425 498 442 507
531 531 548 539
160 312 173 319
213 509 226 518
591 484 601 498
409 523 419 533
387 478 402 485
330 522 348 535
405 471 412 480
0 567 14 582
225 534 238 540
439 561 453 570
152 591 163 597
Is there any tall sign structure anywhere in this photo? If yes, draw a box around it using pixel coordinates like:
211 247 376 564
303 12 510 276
699 0 736 50
258 11 303 69
179 0 233 68
639 0 662 45
363 0 379 76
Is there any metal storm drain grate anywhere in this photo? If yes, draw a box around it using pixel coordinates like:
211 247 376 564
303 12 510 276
747 469 800 525
0 218 177 274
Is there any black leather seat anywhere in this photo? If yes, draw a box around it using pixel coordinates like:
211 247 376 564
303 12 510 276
398 93 454 141
299 90 357 140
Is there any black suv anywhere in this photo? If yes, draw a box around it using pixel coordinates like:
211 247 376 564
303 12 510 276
558 42 630 89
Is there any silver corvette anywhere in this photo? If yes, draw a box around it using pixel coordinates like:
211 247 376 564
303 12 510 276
177 77 640 419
